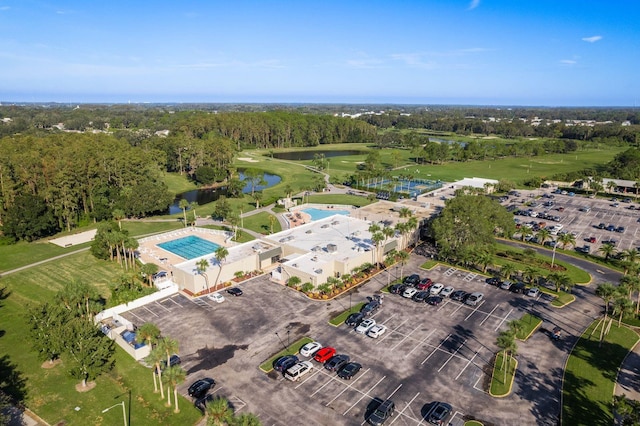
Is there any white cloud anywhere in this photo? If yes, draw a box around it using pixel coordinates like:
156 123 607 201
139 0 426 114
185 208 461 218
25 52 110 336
560 59 577 65
582 35 602 43
0 6 11 11
468 0 480 10
391 53 436 69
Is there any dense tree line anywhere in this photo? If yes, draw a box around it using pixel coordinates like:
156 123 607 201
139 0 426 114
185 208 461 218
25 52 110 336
0 133 172 239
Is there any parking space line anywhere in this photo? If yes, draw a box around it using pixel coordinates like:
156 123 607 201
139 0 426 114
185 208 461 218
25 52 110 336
494 308 514 331
167 297 182 307
479 304 500 326
463 301 484 321
391 324 422 351
388 391 420 425
455 351 479 381
344 375 386 415
325 368 370 406
421 334 451 365
438 338 466 372
310 370 340 397
128 311 145 323
376 319 407 345
449 302 465 316
143 306 159 317
436 300 450 311
473 373 486 393
155 301 171 312
380 314 396 325
404 329 435 358
294 367 321 389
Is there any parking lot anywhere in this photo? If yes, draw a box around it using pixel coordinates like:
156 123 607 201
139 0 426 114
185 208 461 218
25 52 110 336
117 249 584 426
503 189 640 254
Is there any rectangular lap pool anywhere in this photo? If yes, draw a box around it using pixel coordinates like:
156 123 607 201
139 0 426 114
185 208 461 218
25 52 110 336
158 235 220 260
302 208 350 221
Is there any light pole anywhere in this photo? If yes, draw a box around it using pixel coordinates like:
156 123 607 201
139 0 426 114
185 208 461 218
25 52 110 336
275 332 287 353
102 401 127 426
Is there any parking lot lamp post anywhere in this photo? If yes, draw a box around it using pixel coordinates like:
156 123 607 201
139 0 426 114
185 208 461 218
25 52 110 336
287 330 290 347
102 401 127 426
275 332 287 353
551 239 558 268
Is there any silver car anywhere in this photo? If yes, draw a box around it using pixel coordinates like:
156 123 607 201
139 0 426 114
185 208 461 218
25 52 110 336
465 292 484 306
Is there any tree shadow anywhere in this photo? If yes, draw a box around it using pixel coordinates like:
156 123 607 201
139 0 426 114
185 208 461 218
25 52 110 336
0 354 27 403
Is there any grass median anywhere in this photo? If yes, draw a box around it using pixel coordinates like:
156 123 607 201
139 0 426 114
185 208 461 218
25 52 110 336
489 351 517 397
259 337 313 373
329 302 366 326
538 287 576 307
516 313 542 340
562 321 639 425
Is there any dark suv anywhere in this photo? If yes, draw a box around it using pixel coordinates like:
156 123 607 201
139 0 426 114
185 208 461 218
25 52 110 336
403 274 420 286
346 312 365 327
188 377 215 398
361 300 380 317
161 354 181 370
368 399 395 425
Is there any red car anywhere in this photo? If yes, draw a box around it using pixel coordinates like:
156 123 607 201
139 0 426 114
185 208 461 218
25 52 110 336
313 347 336 363
416 278 432 290
587 236 597 243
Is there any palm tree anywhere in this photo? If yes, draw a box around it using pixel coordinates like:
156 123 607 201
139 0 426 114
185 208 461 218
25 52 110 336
196 258 210 293
141 263 159 287
536 228 552 246
214 246 229 290
599 242 617 261
547 272 570 292
496 330 514 382
206 397 233 426
622 248 640 265
508 319 524 340
520 226 533 242
476 251 493 273
179 199 190 227
371 232 384 267
287 276 301 289
145 346 165 398
159 337 179 373
557 232 576 250
613 296 634 327
137 322 160 348
164 365 186 413
522 266 540 286
596 283 616 343
500 263 517 280
607 180 617 194
112 208 126 231
397 250 410 279
233 413 262 426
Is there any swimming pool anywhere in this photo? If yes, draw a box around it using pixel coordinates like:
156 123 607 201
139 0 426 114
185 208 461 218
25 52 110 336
158 235 220 260
302 208 350 221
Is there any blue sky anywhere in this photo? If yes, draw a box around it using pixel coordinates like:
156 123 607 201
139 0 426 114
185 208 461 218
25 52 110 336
0 0 638 105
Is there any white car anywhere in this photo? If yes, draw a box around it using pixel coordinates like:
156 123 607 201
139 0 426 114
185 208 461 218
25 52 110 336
430 283 444 295
207 293 225 303
465 292 484 306
355 318 376 334
526 288 540 297
440 286 454 298
367 324 387 339
300 341 322 357
402 287 418 299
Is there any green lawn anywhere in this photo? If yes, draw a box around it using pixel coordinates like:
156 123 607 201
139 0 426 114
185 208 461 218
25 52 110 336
164 172 198 195
538 287 576 308
306 194 375 207
0 255 202 425
489 351 517 397
329 302 366 326
516 313 542 340
259 337 313 372
563 322 639 426
241 211 282 236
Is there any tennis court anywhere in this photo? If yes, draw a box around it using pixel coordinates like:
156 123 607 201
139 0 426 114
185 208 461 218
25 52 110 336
363 178 443 198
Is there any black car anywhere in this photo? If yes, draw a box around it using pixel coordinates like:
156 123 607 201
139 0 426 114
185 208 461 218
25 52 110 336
273 355 299 372
337 362 362 379
368 399 395 425
227 287 243 296
486 277 501 286
346 312 365 327
510 282 526 294
161 354 181 370
412 291 429 303
188 377 215 398
426 296 443 306
388 283 404 294
361 300 380 317
617 226 626 233
450 290 468 301
325 354 350 372
403 274 421 286
427 401 452 425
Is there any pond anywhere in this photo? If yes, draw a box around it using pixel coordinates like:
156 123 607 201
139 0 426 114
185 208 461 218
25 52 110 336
270 149 367 161
168 171 281 214
429 137 467 148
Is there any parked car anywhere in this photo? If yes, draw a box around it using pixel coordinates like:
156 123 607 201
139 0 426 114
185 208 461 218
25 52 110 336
587 236 597 243
426 296 444 306
273 355 299 373
403 274 421 286
207 292 225 303
300 341 322 357
161 354 181 370
402 287 418 299
606 224 616 232
226 287 243 297
617 226 626 233
440 286 455 298
368 399 395 425
416 278 433 290
450 290 468 301
526 287 540 297
499 280 513 290
188 377 215 398
427 402 453 425
577 245 591 253
361 300 381 317
337 362 362 379
314 347 336 363
597 223 606 229
412 290 429 303
355 318 376 334
486 277 501 286
465 292 484 306
367 324 387 338
346 312 365 327
389 283 404 294
325 354 350 372
284 361 313 381
429 283 444 295
510 282 526 294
